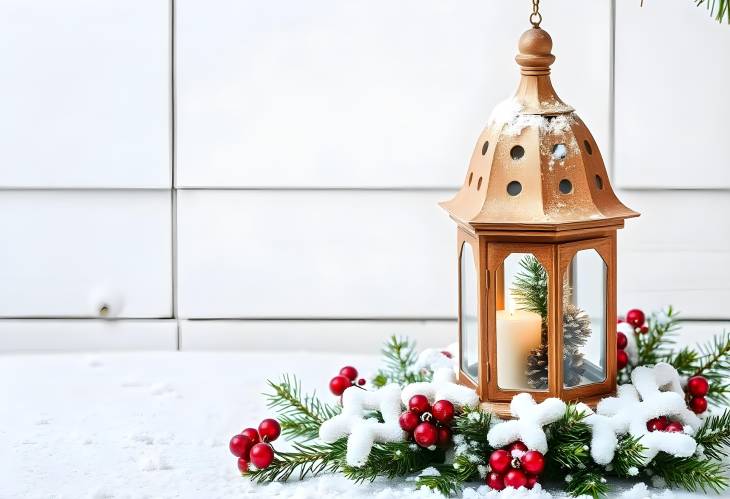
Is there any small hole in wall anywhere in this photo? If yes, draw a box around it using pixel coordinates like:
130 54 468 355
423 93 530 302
559 179 573 194
507 181 522 196
584 140 593 155
468 172 473 186
594 175 603 190
482 141 489 156
510 145 525 160
552 143 567 160
477 177 483 190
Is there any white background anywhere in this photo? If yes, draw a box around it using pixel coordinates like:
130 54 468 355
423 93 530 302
0 0 728 352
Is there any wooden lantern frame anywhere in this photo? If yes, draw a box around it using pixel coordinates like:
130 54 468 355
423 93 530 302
443 27 638 417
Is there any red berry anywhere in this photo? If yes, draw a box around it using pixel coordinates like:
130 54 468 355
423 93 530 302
504 469 528 488
436 426 452 447
339 366 358 381
506 441 528 454
329 375 351 396
665 421 684 433
486 472 505 490
241 428 260 444
408 394 431 415
525 474 539 489
357 378 366 386
639 325 649 334
399 411 419 432
258 418 281 442
617 350 629 370
229 434 253 458
617 317 624 324
431 400 455 425
413 422 438 448
250 443 275 469
617 332 628 350
489 449 512 474
690 396 708 414
646 417 668 432
687 376 710 397
237 457 249 473
441 350 453 359
626 309 645 328
520 450 545 475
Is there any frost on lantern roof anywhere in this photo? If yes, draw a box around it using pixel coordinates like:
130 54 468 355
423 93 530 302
441 27 638 231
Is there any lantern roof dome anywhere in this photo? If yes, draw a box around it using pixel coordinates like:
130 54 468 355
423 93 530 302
441 27 638 232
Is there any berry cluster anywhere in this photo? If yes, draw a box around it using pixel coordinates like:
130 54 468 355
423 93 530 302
686 375 709 414
617 308 647 371
486 442 545 490
646 415 685 433
329 365 366 396
229 418 281 473
399 395 453 449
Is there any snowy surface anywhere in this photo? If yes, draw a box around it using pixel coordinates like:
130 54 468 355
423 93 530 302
0 352 716 498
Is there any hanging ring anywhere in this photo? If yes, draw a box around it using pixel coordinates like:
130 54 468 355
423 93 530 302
530 0 542 28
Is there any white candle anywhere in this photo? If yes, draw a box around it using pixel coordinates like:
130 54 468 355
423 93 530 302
496 309 543 390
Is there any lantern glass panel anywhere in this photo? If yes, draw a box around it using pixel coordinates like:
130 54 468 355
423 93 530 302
496 253 547 391
563 249 607 388
460 242 479 381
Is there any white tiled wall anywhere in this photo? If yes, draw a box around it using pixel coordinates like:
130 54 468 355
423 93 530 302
1 0 728 352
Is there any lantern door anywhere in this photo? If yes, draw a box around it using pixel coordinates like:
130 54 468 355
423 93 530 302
457 230 482 393
485 243 556 403
557 236 616 402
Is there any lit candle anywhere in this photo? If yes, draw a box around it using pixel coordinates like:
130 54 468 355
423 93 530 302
496 309 543 390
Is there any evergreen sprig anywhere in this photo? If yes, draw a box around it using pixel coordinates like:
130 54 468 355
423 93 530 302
452 406 493 454
372 335 429 388
264 374 340 440
696 0 730 23
511 255 548 319
415 455 480 496
247 439 347 483
545 404 592 471
565 469 609 499
636 306 681 367
343 442 444 483
611 435 646 477
650 453 729 493
694 409 730 460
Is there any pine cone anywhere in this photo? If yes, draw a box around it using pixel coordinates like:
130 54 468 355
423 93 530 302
563 303 592 350
563 348 585 388
526 344 549 389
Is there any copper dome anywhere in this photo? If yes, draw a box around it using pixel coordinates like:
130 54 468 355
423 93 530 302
441 27 638 231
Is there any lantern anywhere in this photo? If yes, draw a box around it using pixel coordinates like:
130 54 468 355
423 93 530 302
440 27 639 416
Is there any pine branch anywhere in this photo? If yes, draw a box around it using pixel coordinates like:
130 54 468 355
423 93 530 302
372 336 428 388
511 255 548 319
696 0 730 23
452 406 493 454
636 306 680 366
694 409 730 460
545 405 592 472
247 439 347 483
650 453 729 493
264 375 340 440
343 441 444 483
565 469 609 499
416 455 480 496
666 330 730 406
611 435 646 477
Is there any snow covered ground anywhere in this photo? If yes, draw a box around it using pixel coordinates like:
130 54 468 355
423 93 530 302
0 351 715 498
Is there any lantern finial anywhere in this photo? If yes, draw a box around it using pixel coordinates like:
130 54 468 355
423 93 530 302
515 28 555 76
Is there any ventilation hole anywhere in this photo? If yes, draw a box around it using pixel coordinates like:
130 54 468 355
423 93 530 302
510 145 525 160
559 179 573 194
481 141 489 156
545 115 557 123
552 143 567 160
467 172 474 186
594 174 603 190
507 181 522 196
584 140 593 155
477 177 483 190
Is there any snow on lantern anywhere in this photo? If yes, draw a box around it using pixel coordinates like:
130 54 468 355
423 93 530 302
440 27 639 416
